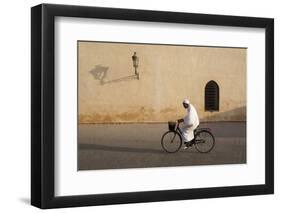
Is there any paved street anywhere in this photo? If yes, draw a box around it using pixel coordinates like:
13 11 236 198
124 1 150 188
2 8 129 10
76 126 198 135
78 122 246 170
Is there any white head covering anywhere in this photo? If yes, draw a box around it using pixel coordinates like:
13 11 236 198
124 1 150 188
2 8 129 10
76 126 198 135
183 99 190 104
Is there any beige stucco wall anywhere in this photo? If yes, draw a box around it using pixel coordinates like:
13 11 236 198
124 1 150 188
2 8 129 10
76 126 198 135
78 41 246 123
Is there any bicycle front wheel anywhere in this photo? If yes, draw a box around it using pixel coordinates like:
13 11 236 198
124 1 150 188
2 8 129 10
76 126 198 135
194 130 215 153
161 131 182 153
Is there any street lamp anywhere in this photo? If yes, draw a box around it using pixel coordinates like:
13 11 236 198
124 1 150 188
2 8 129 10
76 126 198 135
132 52 139 79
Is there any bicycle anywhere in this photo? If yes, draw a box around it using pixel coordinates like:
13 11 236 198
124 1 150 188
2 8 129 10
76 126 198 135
161 121 215 153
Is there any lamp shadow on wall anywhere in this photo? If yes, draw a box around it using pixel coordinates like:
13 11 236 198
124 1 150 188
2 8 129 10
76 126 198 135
89 65 137 85
89 65 109 85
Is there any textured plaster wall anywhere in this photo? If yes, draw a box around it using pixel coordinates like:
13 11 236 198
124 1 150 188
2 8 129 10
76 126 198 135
78 41 246 123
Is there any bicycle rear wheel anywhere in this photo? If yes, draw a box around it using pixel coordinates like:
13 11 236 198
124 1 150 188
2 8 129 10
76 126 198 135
194 130 215 153
161 131 182 153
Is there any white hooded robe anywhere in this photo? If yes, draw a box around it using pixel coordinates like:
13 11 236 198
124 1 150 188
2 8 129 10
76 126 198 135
181 104 200 142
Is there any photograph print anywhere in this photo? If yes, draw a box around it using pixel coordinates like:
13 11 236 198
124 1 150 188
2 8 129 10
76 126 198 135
78 41 246 170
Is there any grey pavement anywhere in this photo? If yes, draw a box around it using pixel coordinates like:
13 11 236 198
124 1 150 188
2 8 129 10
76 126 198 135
78 122 246 170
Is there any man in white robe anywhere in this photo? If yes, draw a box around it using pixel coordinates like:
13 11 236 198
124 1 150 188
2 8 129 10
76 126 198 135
177 99 200 148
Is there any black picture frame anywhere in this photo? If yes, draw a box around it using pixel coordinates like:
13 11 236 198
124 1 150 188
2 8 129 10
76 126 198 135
31 3 274 209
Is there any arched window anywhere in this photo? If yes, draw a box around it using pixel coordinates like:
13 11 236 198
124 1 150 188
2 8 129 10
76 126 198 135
205 80 219 111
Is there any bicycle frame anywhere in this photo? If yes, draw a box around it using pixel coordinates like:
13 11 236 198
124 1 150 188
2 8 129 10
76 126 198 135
174 122 212 140
175 122 183 138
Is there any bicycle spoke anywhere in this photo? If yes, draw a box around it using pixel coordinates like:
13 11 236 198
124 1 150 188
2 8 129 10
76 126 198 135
194 131 215 153
161 131 182 153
